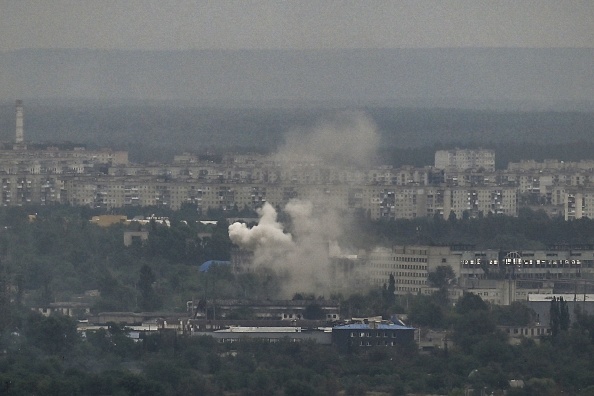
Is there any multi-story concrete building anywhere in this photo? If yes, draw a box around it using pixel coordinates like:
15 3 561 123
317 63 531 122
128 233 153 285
435 149 495 172
0 174 62 206
459 248 593 281
4 100 594 221
365 245 459 295
362 244 594 305
443 186 517 218
562 188 594 220
0 106 589 221
0 155 523 219
508 159 594 173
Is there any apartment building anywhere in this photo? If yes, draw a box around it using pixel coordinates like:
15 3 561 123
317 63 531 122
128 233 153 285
508 159 594 173
442 187 517 218
562 188 594 220
363 244 594 304
0 147 127 171
435 149 495 172
4 144 594 221
28 170 518 219
0 174 62 206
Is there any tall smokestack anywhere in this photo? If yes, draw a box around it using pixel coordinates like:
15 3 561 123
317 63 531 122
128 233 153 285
15 100 24 144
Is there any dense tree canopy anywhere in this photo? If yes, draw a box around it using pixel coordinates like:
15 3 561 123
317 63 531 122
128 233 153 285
3 298 594 395
2 205 594 393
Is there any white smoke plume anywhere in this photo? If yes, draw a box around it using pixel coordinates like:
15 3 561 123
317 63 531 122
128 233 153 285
228 203 292 251
229 200 340 297
228 203 294 267
229 111 380 297
276 110 380 167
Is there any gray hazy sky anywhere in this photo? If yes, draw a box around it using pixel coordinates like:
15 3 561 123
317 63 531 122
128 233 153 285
1 0 593 51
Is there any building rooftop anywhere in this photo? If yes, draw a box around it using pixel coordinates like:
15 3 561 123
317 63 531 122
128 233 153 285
216 326 302 333
333 323 415 331
199 260 231 272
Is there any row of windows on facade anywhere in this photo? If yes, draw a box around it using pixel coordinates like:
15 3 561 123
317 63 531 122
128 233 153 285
463 259 584 267
281 313 339 320
505 327 550 336
369 255 428 263
350 331 400 338
375 262 428 269
398 287 423 292
372 271 426 279
219 338 302 343
372 277 427 286
352 340 400 347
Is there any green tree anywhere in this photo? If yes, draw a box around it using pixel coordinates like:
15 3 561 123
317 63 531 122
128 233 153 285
382 274 396 307
139 265 161 311
428 265 455 307
456 292 488 314
388 273 396 295
285 379 319 396
304 303 325 320
448 211 457 222
452 309 497 353
427 265 455 289
409 295 444 328
492 302 536 326
0 264 12 331
559 297 570 331
573 306 594 344
24 312 79 355
550 297 560 338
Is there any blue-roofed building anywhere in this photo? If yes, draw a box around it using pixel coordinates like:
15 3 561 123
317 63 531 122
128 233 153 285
332 322 416 353
199 260 231 272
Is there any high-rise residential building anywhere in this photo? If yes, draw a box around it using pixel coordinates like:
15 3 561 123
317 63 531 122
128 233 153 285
435 149 495 172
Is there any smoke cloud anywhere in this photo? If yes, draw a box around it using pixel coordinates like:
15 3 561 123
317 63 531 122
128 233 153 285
229 111 380 297
228 203 292 250
277 110 380 167
229 200 342 297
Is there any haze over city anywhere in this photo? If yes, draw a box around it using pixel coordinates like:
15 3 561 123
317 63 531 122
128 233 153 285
2 2 594 395
0 1 593 108
2 1 593 50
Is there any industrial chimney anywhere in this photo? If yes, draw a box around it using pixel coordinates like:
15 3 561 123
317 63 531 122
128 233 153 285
15 100 24 144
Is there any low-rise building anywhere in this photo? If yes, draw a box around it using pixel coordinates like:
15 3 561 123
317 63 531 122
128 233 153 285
332 322 416 353
523 294 594 325
195 326 332 344
188 299 341 322
34 302 91 318
499 325 551 345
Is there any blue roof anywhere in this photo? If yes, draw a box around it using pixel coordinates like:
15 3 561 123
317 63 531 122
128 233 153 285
333 323 415 330
199 260 231 272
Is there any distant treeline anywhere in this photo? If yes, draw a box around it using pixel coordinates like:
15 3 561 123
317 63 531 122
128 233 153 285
354 207 594 251
379 141 594 169
0 103 593 165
